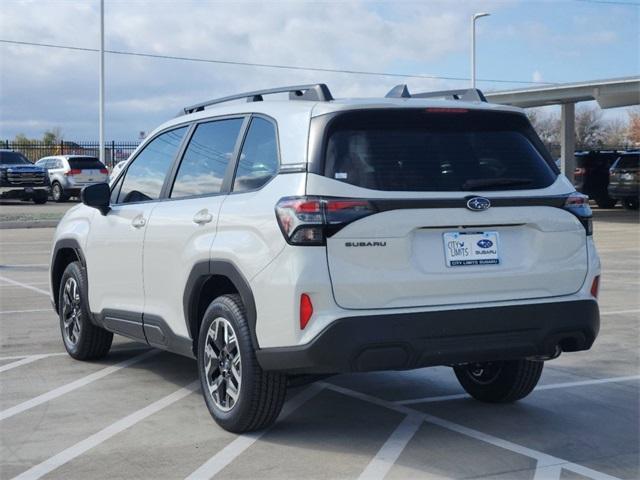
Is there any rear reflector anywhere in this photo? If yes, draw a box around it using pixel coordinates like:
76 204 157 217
300 294 313 330
590 275 600 298
100 168 109 174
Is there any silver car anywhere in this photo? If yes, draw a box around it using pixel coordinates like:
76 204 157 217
35 155 109 202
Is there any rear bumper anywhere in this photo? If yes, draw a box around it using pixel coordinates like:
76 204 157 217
0 186 50 197
256 299 599 374
608 184 639 199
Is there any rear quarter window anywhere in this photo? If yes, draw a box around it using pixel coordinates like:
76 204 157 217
316 109 558 192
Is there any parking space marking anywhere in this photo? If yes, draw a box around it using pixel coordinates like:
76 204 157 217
358 413 423 480
185 383 324 480
601 308 640 316
0 276 49 295
0 350 157 421
0 281 49 288
322 383 622 480
0 352 67 362
0 308 52 315
0 264 48 268
11 380 200 480
0 355 49 373
533 464 563 480
0 251 51 255
396 374 640 405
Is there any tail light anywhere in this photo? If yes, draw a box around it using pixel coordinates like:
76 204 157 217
563 192 592 235
66 169 81 176
275 196 377 246
590 275 600 298
100 168 109 174
574 167 586 177
300 294 313 329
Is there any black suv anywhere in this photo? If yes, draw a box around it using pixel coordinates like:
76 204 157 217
608 151 639 210
0 150 50 204
573 150 621 208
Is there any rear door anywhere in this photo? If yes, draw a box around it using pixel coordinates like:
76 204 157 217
307 108 588 309
142 116 246 342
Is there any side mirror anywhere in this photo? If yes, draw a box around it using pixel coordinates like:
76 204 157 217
81 183 111 215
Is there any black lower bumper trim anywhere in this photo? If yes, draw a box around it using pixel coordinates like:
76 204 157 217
256 300 599 374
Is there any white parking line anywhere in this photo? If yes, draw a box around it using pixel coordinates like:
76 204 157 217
601 308 640 316
0 308 52 315
0 264 48 268
11 380 200 480
322 383 622 480
396 374 640 405
0 353 67 361
358 413 423 480
533 464 564 480
185 384 324 480
0 350 157 421
0 281 49 287
0 355 50 373
0 275 49 295
1 251 51 255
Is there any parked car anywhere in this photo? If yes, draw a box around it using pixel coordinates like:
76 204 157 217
574 150 621 208
35 155 109 202
0 150 49 204
50 84 600 433
608 151 640 210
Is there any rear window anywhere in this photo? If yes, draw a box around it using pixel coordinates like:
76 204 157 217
321 110 557 192
615 154 639 170
68 157 105 169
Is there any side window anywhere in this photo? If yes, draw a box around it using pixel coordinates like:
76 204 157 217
117 127 187 203
170 118 243 198
233 117 279 192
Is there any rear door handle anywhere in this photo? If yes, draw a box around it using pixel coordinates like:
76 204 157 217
193 209 213 225
131 216 146 228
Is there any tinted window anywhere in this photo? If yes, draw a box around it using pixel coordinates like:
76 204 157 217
615 154 639 170
233 117 278 192
323 110 557 192
118 127 187 203
0 151 30 165
68 157 105 169
171 119 243 198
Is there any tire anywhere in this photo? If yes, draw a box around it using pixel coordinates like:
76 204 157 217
453 359 543 403
58 262 113 360
33 191 48 204
51 182 69 202
596 196 616 209
623 198 639 210
197 294 287 433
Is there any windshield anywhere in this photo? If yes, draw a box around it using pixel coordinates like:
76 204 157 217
0 151 31 165
322 109 558 192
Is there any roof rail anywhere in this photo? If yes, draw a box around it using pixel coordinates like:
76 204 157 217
385 84 487 103
180 84 334 116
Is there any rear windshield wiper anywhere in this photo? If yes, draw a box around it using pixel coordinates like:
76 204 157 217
462 178 533 191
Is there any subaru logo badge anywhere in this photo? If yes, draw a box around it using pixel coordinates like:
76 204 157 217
466 197 491 211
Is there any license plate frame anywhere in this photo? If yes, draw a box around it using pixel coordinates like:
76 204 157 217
443 231 500 267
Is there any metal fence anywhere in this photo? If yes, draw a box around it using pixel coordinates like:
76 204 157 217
2 140 141 168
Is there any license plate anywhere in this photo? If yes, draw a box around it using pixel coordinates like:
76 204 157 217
443 231 500 267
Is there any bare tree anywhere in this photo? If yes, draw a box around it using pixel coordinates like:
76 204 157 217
628 107 640 146
526 108 560 146
575 106 605 149
602 117 629 148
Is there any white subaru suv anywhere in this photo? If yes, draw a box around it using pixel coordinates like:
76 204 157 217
50 84 601 433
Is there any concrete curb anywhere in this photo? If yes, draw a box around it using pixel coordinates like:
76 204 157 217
0 220 59 229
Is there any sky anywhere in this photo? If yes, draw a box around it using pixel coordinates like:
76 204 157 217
0 0 638 140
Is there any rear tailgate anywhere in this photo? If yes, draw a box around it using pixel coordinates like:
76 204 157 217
308 108 588 310
68 157 109 183
326 205 587 309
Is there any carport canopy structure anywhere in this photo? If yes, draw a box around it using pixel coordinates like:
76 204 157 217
485 76 640 182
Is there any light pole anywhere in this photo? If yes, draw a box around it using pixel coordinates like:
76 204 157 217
471 12 490 89
99 0 105 166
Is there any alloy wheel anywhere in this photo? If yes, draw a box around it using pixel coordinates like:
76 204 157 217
464 361 502 385
61 277 82 345
204 317 242 412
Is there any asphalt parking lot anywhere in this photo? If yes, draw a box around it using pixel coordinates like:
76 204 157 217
0 206 638 480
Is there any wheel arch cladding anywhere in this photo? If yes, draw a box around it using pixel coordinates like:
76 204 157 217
184 259 259 356
51 239 85 314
